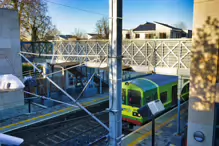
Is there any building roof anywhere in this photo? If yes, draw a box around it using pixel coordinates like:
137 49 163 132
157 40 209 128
87 33 98 36
133 22 156 31
127 74 178 92
132 21 183 32
154 21 182 30
58 35 77 40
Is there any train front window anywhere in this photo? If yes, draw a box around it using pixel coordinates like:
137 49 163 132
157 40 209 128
122 89 126 104
128 90 141 107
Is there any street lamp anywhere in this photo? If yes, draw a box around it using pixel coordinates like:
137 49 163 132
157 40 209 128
0 74 25 92
0 74 25 145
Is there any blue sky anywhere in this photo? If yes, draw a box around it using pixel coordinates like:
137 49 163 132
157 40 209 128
47 0 194 34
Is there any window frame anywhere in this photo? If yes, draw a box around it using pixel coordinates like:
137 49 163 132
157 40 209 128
160 91 168 103
159 33 167 39
135 34 140 38
126 34 130 39
128 89 142 108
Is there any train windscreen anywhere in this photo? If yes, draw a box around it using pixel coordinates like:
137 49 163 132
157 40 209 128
128 90 141 107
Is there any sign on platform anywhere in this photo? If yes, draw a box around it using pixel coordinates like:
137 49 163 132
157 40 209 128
147 100 165 115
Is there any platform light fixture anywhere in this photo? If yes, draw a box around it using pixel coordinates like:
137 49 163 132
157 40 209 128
194 131 205 142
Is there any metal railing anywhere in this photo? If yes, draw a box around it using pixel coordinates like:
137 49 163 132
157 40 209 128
21 39 192 69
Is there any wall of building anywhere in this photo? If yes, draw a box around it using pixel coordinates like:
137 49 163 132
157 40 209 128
154 23 172 38
0 9 24 110
187 0 219 145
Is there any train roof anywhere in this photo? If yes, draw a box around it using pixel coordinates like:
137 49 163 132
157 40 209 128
128 74 178 92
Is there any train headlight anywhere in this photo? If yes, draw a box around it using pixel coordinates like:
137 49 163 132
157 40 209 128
133 112 141 117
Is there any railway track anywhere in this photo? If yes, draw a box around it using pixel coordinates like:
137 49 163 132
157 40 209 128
6 101 109 146
5 99 188 146
27 113 109 146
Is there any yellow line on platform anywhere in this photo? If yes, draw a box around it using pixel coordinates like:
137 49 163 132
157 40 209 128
128 108 187 146
0 96 108 131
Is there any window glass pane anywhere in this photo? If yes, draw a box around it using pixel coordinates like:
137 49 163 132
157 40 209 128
135 34 140 38
145 92 157 103
122 89 126 104
128 90 141 107
160 91 168 103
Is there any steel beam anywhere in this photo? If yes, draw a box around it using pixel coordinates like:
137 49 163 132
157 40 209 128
109 0 123 145
177 75 183 134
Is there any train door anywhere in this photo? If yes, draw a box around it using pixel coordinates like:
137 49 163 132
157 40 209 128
122 89 126 104
172 85 177 105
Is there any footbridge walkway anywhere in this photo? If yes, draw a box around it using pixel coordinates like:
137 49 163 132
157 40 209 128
20 39 192 80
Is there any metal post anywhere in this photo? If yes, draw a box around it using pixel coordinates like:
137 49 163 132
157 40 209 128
28 99 31 113
34 66 38 95
109 0 123 145
43 63 50 98
100 70 103 94
51 65 54 95
177 75 182 135
152 115 155 146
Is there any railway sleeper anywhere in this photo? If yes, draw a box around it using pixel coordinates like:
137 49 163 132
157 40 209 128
47 137 60 144
54 134 66 141
38 140 49 146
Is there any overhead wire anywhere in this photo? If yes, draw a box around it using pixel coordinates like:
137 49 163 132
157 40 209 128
43 0 123 20
20 52 110 131
75 57 106 101
24 91 78 107
44 63 85 77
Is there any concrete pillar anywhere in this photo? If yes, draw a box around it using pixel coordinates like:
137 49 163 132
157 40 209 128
0 9 24 110
187 0 219 146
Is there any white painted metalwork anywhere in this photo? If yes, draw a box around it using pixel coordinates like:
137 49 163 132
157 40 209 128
51 39 191 70
21 39 192 76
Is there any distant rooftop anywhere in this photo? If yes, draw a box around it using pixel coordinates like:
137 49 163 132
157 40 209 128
87 33 98 36
133 21 183 31
154 21 182 30
59 35 77 39
133 22 156 31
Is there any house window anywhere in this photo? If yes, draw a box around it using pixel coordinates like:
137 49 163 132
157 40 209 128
176 33 181 38
126 34 130 39
160 91 168 103
145 34 149 39
135 34 140 38
159 33 167 38
145 34 154 39
128 90 141 107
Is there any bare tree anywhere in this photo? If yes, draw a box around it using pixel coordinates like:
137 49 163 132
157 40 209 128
0 0 59 41
174 21 187 29
95 17 109 39
72 28 86 39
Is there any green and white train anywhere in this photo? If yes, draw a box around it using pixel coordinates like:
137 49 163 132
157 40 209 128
122 74 189 126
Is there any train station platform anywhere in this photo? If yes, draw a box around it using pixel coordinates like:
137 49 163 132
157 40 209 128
0 93 108 133
122 101 188 146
